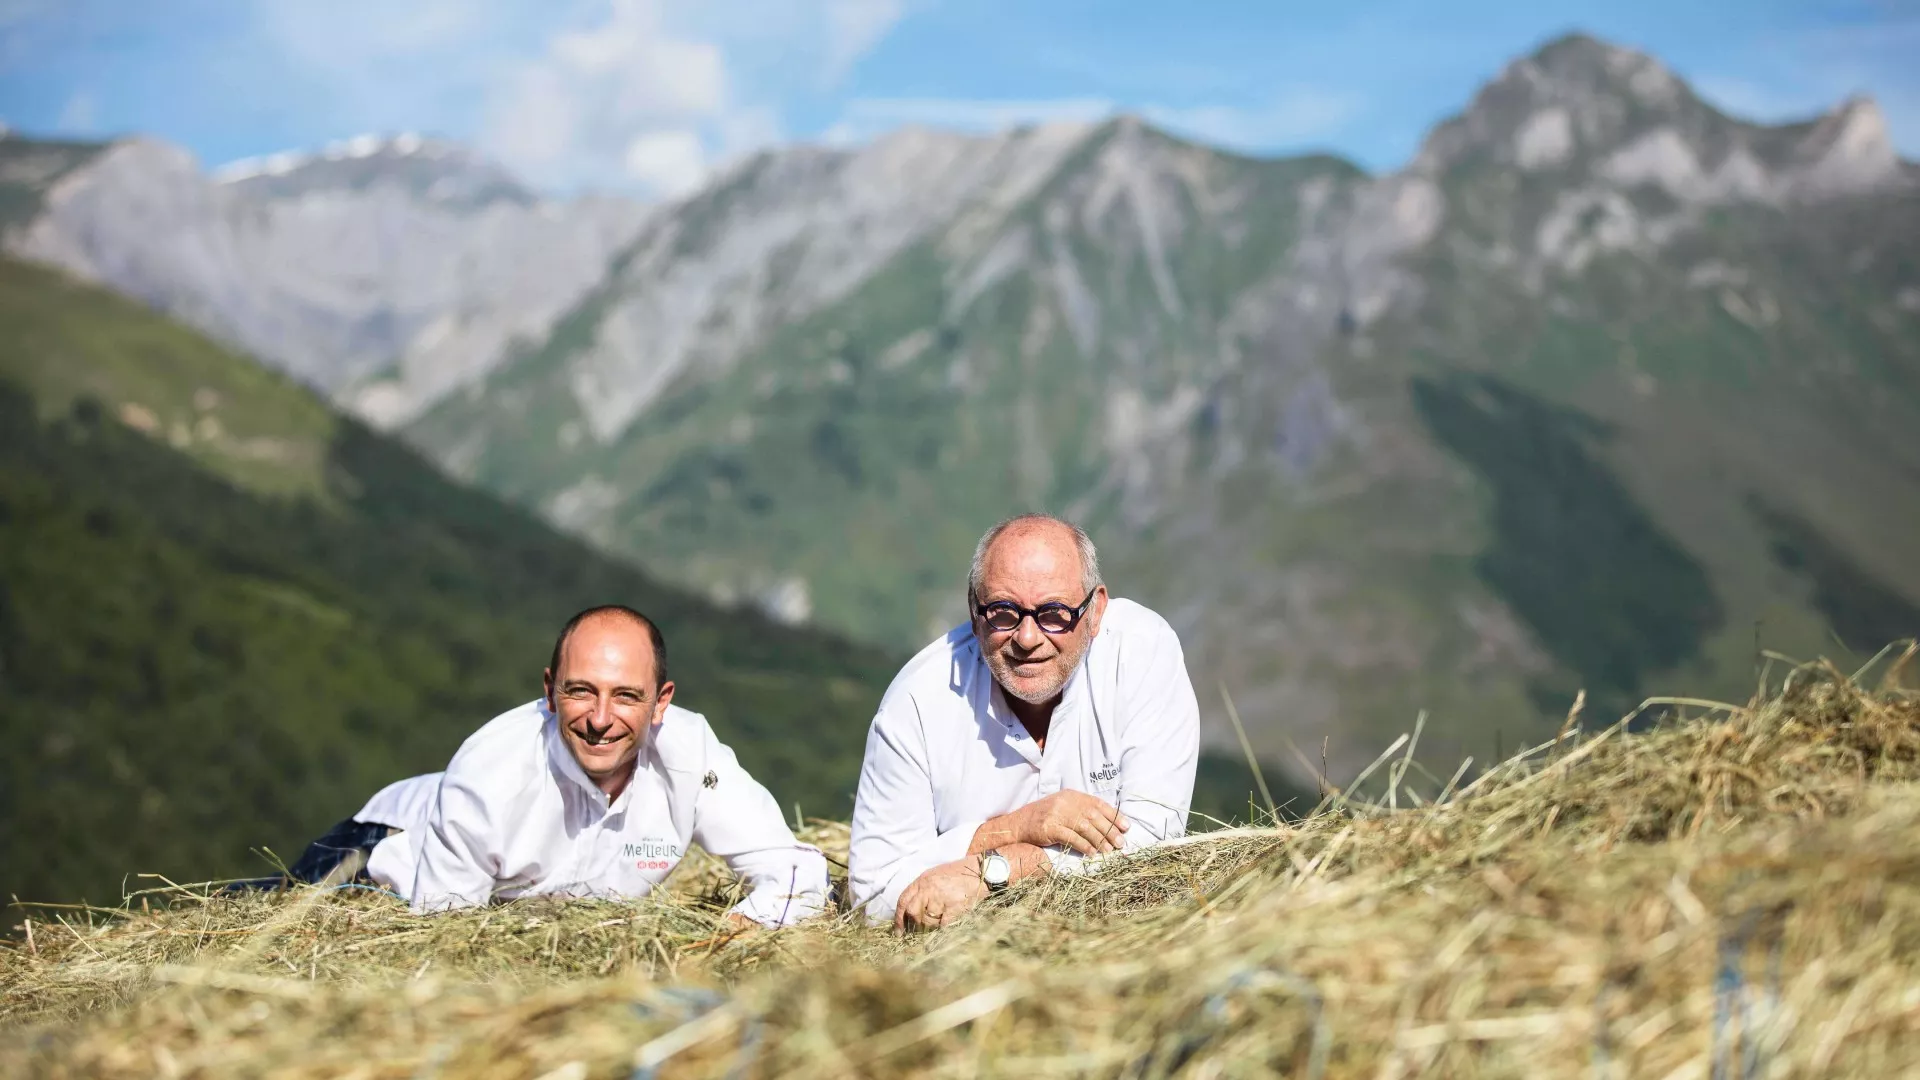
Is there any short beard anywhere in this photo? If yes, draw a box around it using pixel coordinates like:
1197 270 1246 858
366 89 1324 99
987 631 1092 705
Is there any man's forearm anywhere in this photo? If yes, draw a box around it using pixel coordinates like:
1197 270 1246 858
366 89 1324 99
967 814 1025 856
997 842 1049 882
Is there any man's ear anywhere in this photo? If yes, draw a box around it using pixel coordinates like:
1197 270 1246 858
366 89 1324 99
542 667 556 710
1084 586 1110 638
652 681 676 727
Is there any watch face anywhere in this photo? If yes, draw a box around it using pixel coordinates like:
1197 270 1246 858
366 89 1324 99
983 853 1011 887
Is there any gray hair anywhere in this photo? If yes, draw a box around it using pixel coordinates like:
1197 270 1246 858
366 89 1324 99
967 514 1103 601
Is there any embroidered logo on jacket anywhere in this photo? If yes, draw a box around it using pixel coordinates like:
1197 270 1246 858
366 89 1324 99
1088 763 1120 790
702 770 719 788
623 839 683 872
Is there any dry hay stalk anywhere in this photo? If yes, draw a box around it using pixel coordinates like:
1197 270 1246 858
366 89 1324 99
4 662 1919 1077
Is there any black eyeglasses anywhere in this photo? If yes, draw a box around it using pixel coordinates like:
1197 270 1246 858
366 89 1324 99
974 590 1097 635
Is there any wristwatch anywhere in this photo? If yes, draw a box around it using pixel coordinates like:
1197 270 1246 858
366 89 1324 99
980 849 1012 894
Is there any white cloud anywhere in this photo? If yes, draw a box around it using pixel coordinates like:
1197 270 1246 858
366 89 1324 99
479 0 906 196
487 65 582 176
624 128 709 196
482 0 732 193
55 89 96 132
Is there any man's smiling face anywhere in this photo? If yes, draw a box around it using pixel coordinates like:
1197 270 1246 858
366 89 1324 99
543 614 674 796
972 520 1107 705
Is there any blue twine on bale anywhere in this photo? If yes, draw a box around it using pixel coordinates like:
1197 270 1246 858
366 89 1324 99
324 882 404 901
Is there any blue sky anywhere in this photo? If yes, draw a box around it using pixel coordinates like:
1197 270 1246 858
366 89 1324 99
1 1 1915 198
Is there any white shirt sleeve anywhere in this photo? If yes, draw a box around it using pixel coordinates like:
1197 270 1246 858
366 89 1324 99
407 767 501 913
847 694 986 924
1047 615 1201 876
690 724 831 927
353 772 443 831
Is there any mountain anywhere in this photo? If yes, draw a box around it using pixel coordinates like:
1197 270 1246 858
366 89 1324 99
0 255 906 906
6 33 1919 785
0 131 649 428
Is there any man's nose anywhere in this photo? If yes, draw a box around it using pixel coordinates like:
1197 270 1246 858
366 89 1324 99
588 697 614 729
1012 615 1047 650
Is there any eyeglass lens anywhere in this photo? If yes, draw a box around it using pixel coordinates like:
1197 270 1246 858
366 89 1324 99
983 606 1075 633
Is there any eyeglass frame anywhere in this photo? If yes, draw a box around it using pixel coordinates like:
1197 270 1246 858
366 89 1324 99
972 588 1099 636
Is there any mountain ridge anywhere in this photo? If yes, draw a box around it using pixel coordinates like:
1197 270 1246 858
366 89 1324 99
214 131 538 210
1 130 650 427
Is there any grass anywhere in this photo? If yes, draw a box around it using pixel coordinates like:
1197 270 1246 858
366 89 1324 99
4 645 1919 1077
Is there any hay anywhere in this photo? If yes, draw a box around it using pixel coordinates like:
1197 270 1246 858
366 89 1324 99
5 652 1920 1077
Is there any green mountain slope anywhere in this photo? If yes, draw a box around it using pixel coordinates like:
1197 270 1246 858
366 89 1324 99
0 257 900 906
404 34 1920 781
412 133 1362 641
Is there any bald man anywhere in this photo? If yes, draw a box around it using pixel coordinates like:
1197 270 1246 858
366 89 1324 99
849 515 1200 930
301 605 829 926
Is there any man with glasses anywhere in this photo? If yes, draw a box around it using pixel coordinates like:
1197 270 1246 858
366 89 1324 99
849 514 1200 930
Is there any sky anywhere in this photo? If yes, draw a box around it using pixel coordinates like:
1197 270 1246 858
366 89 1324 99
0 1 1915 199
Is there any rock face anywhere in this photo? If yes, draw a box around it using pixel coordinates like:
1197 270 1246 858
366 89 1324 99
4 133 648 427
9 33 1920 777
1415 34 1909 203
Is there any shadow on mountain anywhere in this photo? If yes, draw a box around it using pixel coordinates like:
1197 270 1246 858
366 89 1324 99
1410 373 1723 720
1751 499 1920 651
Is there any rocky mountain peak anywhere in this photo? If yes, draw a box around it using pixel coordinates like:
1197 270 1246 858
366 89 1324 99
1779 95 1904 197
1412 33 1695 176
1523 33 1684 105
213 133 535 210
1410 32 1912 211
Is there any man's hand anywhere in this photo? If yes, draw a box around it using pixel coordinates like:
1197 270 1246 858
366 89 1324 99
723 912 761 935
986 791 1129 856
895 858 989 932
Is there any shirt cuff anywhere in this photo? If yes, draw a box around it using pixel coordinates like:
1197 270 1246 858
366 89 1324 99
1044 845 1119 877
728 847 831 927
363 833 416 899
730 888 825 927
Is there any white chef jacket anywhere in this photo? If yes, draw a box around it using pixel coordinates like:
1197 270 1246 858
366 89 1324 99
358 772 444 831
359 772 443 892
848 597 1200 923
398 698 829 925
